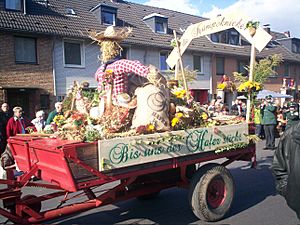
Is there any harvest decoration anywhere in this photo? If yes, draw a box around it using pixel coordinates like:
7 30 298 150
53 115 65 126
217 75 236 92
237 80 262 92
217 81 236 92
246 21 259 36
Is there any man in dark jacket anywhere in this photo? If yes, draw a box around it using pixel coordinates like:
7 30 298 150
261 95 277 150
283 102 299 131
46 102 63 125
0 103 12 154
271 122 300 219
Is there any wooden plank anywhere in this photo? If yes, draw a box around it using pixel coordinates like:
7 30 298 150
98 123 249 171
76 144 98 160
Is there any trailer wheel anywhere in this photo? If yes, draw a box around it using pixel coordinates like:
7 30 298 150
20 195 42 217
188 164 234 222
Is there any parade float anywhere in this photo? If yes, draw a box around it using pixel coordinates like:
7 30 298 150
0 12 272 224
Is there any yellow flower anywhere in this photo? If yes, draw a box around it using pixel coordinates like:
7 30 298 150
53 115 64 124
217 83 227 90
238 80 262 91
171 117 179 127
173 89 186 99
176 112 184 118
147 124 155 132
201 112 208 120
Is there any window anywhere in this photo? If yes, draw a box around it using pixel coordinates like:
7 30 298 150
292 42 300 54
101 11 116 25
284 64 290 77
160 52 169 71
229 30 239 45
66 8 76 16
40 94 50 110
143 14 168 34
211 33 219 42
155 21 166 33
216 57 225 75
120 47 128 59
63 40 85 67
210 28 240 46
193 55 203 74
5 0 22 11
14 36 37 64
237 61 249 76
100 5 117 26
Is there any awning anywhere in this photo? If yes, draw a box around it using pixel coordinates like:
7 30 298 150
256 90 293 99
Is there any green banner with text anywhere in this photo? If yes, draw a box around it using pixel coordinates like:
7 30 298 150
98 123 249 171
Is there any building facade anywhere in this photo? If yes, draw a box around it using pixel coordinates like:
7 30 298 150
1 0 300 119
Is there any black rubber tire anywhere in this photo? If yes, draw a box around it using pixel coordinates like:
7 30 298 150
20 194 42 217
188 163 234 222
137 191 160 200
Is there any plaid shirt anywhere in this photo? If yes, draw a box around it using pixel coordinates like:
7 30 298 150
95 59 149 97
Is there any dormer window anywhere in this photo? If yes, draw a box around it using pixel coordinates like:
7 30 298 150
66 8 76 16
155 20 166 33
210 28 241 46
101 5 117 26
143 13 168 34
5 0 22 11
292 41 300 54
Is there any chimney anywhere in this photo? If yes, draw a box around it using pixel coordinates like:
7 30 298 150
23 0 26 15
284 31 291 38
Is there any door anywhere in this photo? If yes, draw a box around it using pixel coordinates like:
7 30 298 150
6 89 30 117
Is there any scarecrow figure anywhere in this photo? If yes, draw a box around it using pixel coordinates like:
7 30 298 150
89 26 166 114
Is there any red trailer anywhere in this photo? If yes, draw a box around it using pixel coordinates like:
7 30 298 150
0 124 256 224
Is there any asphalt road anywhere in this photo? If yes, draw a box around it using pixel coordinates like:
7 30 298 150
1 139 299 224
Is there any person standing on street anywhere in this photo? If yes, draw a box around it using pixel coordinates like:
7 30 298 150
283 102 300 131
261 95 277 150
46 102 63 125
0 103 12 153
254 101 263 138
271 122 300 220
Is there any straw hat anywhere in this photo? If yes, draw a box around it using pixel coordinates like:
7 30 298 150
89 26 132 43
113 93 137 109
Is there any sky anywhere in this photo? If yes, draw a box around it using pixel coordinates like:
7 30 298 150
129 0 300 38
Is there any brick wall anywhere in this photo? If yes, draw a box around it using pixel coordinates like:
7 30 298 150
0 32 55 118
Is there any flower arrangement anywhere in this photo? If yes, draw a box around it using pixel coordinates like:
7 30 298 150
172 87 187 99
85 125 104 142
217 75 236 92
217 83 227 90
237 80 262 92
136 124 156 134
53 115 65 126
171 112 192 130
70 112 87 127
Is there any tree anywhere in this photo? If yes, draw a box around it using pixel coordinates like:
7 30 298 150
233 54 283 86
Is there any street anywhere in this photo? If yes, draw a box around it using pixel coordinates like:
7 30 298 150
1 139 299 225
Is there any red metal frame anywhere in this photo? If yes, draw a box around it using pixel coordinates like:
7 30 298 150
0 136 256 224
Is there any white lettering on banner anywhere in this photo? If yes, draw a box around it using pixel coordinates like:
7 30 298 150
166 12 273 68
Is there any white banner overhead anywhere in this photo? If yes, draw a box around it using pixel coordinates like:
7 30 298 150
166 12 273 68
